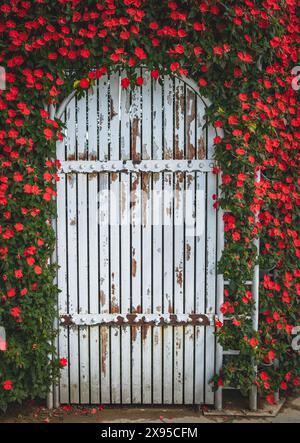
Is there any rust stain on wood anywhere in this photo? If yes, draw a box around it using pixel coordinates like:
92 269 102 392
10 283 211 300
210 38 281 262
111 297 119 314
164 147 173 160
176 267 183 288
186 89 196 160
88 172 98 180
111 172 118 182
67 153 76 161
89 153 97 161
78 152 88 161
67 174 75 185
100 290 106 306
186 173 193 188
175 135 184 160
186 243 192 261
132 257 137 278
142 325 150 341
131 325 138 342
131 118 141 161
175 172 184 210
197 136 206 159
101 327 108 375
110 97 118 119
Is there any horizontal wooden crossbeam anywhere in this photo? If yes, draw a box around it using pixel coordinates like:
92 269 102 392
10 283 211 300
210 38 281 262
58 159 215 174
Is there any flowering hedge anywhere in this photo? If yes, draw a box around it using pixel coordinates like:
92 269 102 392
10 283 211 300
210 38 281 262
0 0 299 411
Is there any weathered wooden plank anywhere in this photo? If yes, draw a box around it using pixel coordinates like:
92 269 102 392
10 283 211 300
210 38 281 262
184 179 196 405
131 76 142 403
194 172 206 404
56 114 69 404
99 76 111 404
120 73 131 404
109 73 121 404
205 119 217 405
152 76 163 404
163 75 174 404
184 88 197 404
88 83 100 404
173 79 185 404
77 92 90 404
194 94 207 404
141 70 152 404
66 97 79 404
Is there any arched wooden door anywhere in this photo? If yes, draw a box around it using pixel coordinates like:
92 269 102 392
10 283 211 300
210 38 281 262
56 70 220 405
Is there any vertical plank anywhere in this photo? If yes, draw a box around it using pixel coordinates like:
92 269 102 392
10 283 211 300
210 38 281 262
131 76 142 403
88 84 100 403
184 86 197 404
66 97 79 403
120 75 131 403
141 70 152 404
194 95 206 404
205 116 217 405
173 79 185 404
152 76 163 404
163 76 174 404
56 114 69 404
99 76 111 403
77 92 90 404
109 73 121 404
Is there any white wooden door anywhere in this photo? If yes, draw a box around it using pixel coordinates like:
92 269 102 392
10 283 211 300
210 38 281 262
56 70 219 405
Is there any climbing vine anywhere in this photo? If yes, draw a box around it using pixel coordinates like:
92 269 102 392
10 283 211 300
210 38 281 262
0 0 299 411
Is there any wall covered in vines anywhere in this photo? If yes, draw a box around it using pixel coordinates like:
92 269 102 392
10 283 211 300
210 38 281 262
0 0 299 411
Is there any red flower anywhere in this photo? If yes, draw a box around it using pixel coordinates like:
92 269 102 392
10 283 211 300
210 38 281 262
60 358 68 367
79 78 90 89
44 128 53 140
174 44 185 54
198 78 207 86
121 78 130 89
136 76 144 86
280 382 288 390
214 47 223 56
34 266 42 275
238 52 253 63
10 307 21 318
7 288 16 298
260 372 268 381
249 338 259 348
194 47 202 56
266 394 275 405
170 62 180 72
2 380 13 391
15 269 23 279
151 70 159 79
134 47 147 60
14 223 24 232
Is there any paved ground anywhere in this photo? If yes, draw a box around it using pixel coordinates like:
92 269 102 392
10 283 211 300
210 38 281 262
0 395 299 423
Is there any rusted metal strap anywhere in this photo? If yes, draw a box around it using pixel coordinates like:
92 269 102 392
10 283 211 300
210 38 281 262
60 313 215 327
58 159 215 174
